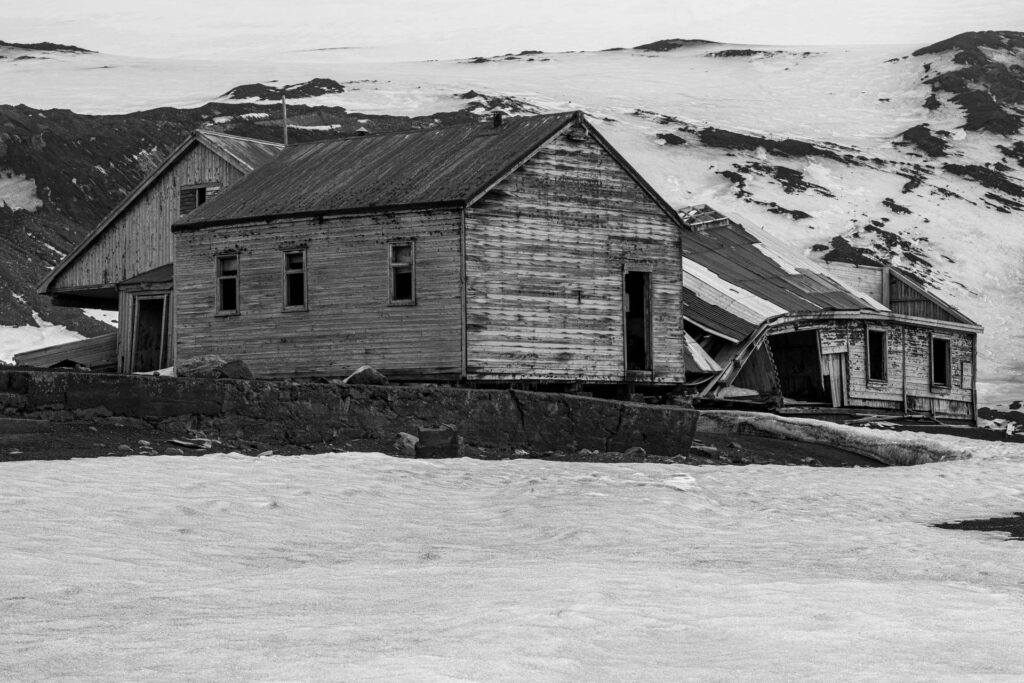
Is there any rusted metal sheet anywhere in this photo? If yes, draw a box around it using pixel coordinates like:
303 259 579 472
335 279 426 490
176 113 579 228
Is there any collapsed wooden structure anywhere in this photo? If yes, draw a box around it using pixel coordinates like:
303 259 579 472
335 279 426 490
678 206 982 423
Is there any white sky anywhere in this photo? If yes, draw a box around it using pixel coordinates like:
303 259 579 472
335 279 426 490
7 0 1024 61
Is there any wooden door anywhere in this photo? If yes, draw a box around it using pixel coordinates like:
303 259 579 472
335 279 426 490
823 352 847 407
131 297 168 372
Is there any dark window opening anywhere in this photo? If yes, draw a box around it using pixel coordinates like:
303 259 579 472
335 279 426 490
867 329 887 382
180 184 219 215
624 271 651 371
284 250 306 308
932 337 951 387
217 254 239 313
389 243 415 303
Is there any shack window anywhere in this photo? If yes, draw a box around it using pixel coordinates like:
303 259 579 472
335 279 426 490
931 336 951 388
283 250 306 309
180 184 220 215
867 329 887 382
389 242 415 304
217 254 239 314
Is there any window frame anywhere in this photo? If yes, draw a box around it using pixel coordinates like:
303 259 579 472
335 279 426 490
387 240 416 306
215 253 240 316
866 327 888 383
180 182 221 216
930 334 952 389
282 248 308 311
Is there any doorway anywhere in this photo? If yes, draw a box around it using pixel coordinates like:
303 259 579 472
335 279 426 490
767 330 827 403
131 297 168 372
624 271 651 372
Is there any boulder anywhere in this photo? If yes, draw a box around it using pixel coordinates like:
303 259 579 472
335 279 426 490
343 365 388 385
176 355 253 380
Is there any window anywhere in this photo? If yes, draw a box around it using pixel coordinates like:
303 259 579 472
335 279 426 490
866 329 887 382
217 254 239 314
931 336 951 388
283 250 307 309
389 242 415 304
180 183 220 215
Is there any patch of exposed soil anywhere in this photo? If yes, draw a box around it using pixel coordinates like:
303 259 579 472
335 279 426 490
0 419 883 468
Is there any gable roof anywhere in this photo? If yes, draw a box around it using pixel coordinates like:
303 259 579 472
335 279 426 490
174 111 688 230
679 206 887 341
38 130 283 294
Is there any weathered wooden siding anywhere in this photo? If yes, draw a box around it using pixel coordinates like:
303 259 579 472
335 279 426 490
887 276 962 322
13 333 117 370
51 144 243 292
815 319 975 418
173 209 463 379
824 262 885 303
464 128 686 383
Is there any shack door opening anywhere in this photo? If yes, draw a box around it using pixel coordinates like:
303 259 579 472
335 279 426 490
624 271 651 371
132 298 168 372
767 330 828 403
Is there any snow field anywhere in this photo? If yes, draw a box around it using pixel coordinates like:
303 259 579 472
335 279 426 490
3 446 1024 680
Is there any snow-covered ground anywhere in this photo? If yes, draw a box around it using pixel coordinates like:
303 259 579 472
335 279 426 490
0 314 84 364
4 443 1024 680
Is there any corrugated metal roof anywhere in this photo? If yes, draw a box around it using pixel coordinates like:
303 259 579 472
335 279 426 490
680 208 884 343
197 131 284 173
177 112 580 228
683 289 758 342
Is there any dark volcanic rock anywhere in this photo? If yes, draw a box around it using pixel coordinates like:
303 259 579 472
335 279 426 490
0 40 93 54
895 124 950 157
913 31 1024 134
222 78 346 100
882 197 912 214
945 163 1024 198
634 38 717 52
814 236 883 267
657 132 686 145
698 127 844 162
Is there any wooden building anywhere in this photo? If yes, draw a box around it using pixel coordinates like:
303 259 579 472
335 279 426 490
36 131 284 373
679 206 983 423
172 111 690 388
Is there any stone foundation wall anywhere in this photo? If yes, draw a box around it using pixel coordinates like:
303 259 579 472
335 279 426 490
0 371 698 456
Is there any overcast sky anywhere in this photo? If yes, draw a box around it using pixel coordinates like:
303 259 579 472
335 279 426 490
7 0 1024 61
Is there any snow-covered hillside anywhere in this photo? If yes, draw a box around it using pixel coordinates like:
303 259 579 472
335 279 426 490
1 34 1021 404
3 447 1024 679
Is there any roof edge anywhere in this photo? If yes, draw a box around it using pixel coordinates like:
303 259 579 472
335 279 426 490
172 200 465 232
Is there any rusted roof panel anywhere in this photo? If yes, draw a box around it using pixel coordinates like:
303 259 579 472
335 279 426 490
683 289 758 342
198 131 284 173
178 112 578 227
682 208 872 317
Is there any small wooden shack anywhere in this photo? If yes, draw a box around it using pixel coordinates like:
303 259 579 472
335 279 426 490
679 206 983 423
172 111 690 389
36 131 283 373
